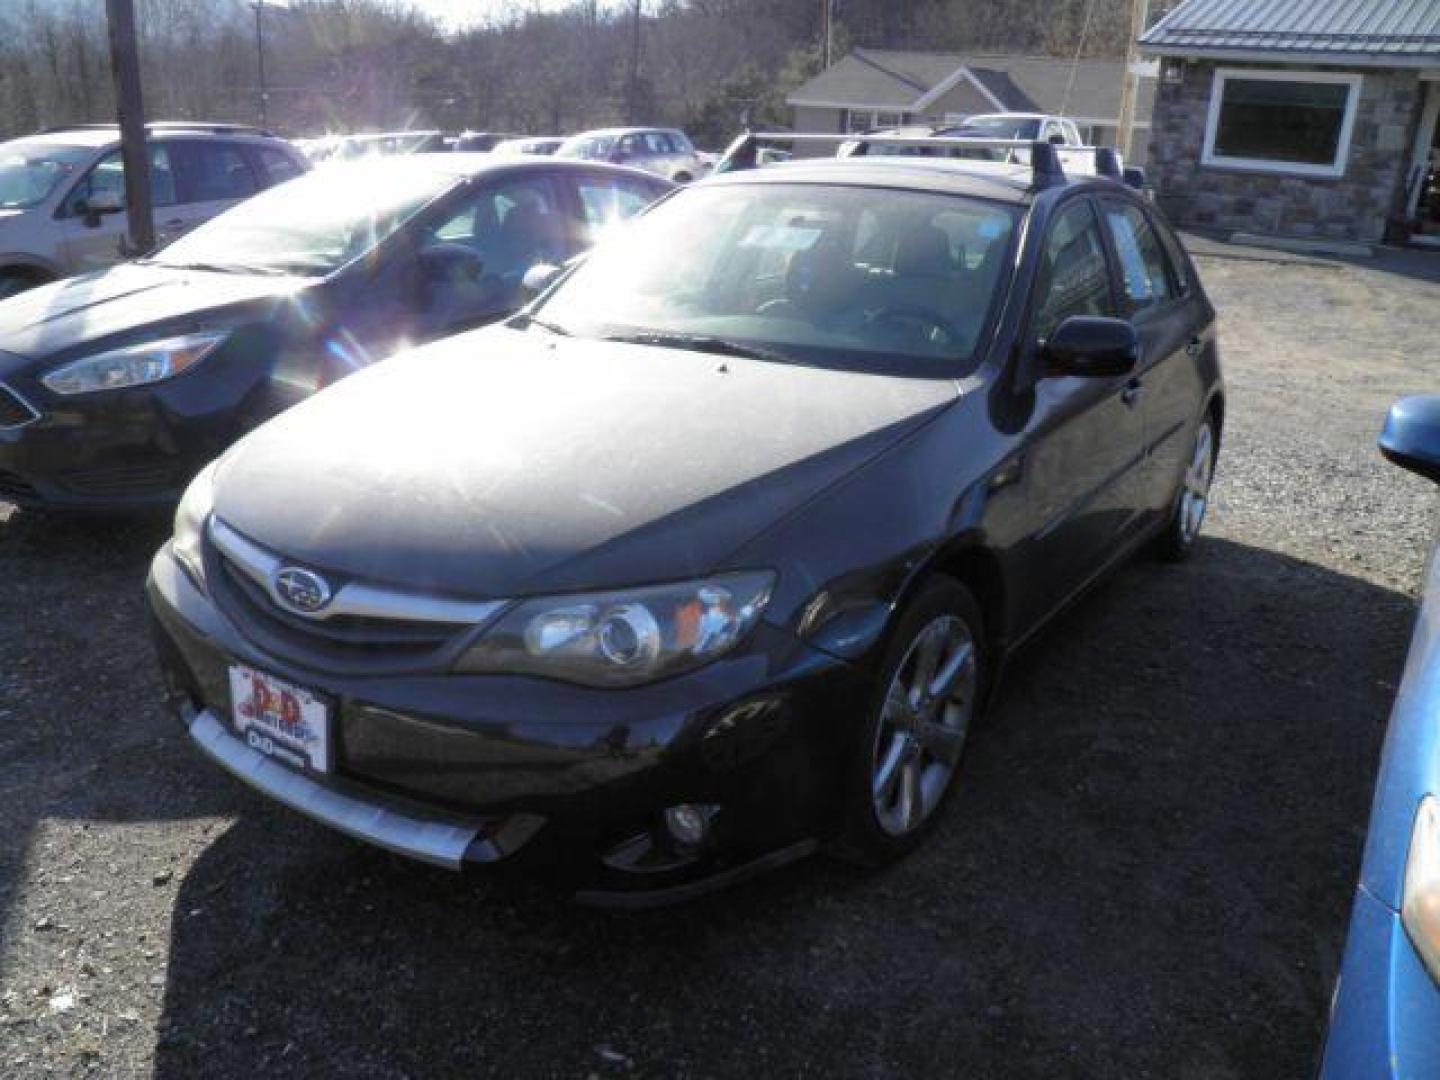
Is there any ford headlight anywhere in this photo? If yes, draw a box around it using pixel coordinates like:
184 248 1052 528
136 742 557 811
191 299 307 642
171 463 217 588
1404 796 1440 984
457 572 775 687
41 331 225 395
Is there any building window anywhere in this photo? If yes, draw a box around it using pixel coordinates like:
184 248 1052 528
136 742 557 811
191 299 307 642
845 109 907 133
1202 69 1363 178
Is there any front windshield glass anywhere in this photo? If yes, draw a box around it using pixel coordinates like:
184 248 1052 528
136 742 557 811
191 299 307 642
558 135 614 161
0 140 94 210
957 117 1042 140
154 163 455 275
533 182 1019 374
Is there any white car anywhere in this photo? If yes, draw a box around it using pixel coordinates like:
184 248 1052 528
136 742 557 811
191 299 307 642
557 127 707 184
0 122 308 297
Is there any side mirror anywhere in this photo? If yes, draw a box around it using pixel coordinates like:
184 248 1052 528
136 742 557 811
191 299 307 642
1048 133 1067 146
78 194 123 228
1380 396 1440 484
519 261 562 301
1042 316 1139 378
1123 166 1147 191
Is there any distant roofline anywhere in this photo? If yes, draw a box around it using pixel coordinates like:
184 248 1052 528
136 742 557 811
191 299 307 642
1140 42 1440 66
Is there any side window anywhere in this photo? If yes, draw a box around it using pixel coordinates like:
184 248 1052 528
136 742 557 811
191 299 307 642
255 146 303 187
63 145 178 213
619 134 646 157
175 141 259 204
1102 201 1177 312
422 174 566 277
1151 212 1191 296
1032 199 1116 340
575 174 658 239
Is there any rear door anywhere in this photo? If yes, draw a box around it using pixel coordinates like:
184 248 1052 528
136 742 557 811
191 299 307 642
1097 196 1206 514
166 139 262 238
565 168 669 251
1021 196 1149 617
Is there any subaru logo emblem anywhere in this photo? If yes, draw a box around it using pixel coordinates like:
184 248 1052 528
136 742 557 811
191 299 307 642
273 566 333 615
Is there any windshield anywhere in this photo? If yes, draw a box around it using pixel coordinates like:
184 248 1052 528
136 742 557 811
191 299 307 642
957 117 1042 140
154 163 455 275
0 139 94 210
557 135 615 161
532 182 1019 374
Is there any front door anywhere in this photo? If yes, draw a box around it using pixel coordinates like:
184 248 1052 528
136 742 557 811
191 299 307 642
56 144 184 272
1020 197 1148 622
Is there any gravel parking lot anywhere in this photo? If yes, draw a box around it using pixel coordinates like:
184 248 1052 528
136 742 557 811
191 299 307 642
1 246 1437 1079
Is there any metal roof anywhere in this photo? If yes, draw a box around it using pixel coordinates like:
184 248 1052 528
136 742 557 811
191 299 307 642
1141 0 1440 63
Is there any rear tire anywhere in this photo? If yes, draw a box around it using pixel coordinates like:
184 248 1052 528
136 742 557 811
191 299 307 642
1153 414 1218 562
834 576 987 868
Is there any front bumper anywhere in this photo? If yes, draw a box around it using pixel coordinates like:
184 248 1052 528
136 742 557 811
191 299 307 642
148 546 870 900
1319 886 1440 1079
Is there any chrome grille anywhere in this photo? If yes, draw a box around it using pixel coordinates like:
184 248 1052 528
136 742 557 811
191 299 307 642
206 518 507 674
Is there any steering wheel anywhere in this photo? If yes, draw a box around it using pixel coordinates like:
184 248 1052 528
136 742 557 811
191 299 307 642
863 305 963 345
419 242 486 285
755 297 798 317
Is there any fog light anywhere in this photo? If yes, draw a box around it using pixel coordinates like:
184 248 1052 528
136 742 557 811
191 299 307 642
663 803 713 847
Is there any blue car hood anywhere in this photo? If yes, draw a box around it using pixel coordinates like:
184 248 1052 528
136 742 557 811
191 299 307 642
212 325 957 598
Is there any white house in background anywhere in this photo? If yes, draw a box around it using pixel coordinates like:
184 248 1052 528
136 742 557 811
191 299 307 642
785 49 1157 155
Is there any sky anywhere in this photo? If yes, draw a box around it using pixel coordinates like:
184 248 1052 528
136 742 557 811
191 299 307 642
405 0 621 29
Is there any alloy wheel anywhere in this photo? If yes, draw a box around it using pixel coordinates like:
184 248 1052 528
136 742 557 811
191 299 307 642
871 614 977 837
1179 421 1215 546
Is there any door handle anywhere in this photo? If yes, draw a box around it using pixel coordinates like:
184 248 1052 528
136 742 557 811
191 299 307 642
1185 337 1204 359
1121 379 1144 407
163 218 187 229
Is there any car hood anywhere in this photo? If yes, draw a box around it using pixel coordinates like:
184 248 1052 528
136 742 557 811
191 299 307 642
213 327 957 598
0 261 309 362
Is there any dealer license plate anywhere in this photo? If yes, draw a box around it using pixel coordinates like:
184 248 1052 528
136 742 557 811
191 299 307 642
228 664 330 774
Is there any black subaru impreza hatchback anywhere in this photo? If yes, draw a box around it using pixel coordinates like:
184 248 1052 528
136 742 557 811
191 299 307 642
148 147 1223 904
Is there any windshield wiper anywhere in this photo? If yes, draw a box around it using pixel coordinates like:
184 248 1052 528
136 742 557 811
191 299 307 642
510 312 572 336
148 259 289 277
601 331 794 365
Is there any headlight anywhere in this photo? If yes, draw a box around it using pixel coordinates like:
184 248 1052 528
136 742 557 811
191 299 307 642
1403 796 1440 983
171 463 217 588
456 572 775 687
41 331 225 395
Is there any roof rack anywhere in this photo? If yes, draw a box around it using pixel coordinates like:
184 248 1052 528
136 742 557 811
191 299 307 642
39 121 275 137
716 131 1142 191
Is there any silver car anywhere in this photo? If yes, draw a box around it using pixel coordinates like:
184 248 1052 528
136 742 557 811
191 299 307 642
556 127 706 183
0 122 308 297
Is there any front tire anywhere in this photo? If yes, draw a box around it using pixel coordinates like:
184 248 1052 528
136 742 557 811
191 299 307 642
0 269 46 300
835 576 986 867
1153 414 1217 562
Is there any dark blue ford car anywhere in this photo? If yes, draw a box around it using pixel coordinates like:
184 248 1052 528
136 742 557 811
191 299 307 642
1321 396 1440 1077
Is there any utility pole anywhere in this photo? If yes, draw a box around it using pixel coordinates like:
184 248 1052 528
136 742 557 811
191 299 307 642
822 0 837 68
252 0 268 128
103 0 154 255
628 0 642 124
1115 0 1151 162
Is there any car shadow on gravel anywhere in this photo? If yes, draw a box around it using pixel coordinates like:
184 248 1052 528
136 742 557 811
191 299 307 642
144 535 1416 1079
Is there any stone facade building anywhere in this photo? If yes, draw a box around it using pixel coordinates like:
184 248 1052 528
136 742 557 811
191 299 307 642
1141 0 1440 245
